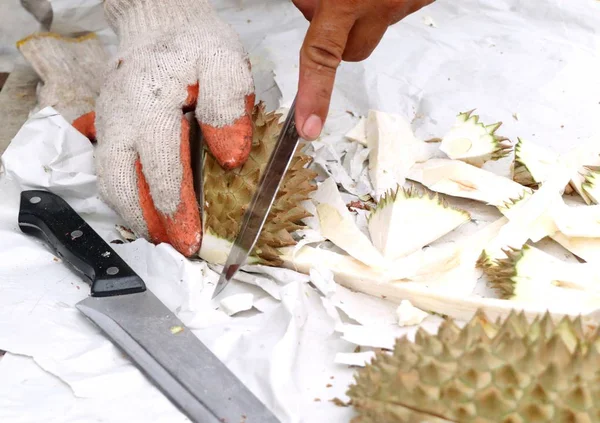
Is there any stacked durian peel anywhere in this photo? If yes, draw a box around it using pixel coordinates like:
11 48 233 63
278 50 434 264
127 102 600 421
194 102 600 324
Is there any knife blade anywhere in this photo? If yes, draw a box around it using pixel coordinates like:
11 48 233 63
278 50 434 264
18 189 280 423
213 97 301 298
188 111 204 219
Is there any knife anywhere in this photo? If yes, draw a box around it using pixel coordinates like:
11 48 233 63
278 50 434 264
17 189 280 423
212 97 302 298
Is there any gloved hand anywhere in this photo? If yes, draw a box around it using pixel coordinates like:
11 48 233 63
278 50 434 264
291 0 435 140
81 0 255 257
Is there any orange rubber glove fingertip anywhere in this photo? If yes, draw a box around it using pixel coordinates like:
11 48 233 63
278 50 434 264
72 111 97 142
202 93 255 170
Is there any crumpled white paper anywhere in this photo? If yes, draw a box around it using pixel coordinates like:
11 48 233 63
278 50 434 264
2 0 600 422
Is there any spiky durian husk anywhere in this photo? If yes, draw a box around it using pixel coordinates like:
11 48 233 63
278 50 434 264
202 102 317 265
367 184 470 221
479 246 524 299
347 309 600 423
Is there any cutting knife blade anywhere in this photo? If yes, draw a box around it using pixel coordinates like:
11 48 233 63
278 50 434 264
213 97 300 298
17 189 280 423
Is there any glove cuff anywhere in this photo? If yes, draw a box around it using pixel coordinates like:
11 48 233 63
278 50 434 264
103 0 214 43
17 32 107 79
16 32 109 123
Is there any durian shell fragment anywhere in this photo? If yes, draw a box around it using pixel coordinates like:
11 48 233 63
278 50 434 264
201 102 317 265
440 109 512 167
347 310 600 423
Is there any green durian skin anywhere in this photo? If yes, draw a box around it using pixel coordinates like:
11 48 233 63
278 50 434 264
347 310 600 423
202 102 318 266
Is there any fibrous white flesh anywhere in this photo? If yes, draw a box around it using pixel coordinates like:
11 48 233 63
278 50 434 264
396 300 429 326
515 245 600 293
552 202 600 238
366 110 430 200
439 110 511 167
367 187 470 260
317 203 386 269
279 245 600 323
407 158 531 207
550 232 600 263
512 137 558 187
198 231 260 266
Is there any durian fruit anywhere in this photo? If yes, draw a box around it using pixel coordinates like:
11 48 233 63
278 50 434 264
512 137 559 188
439 110 512 167
198 102 318 266
347 309 600 423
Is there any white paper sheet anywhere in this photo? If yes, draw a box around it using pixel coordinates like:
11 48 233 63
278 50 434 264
1 0 600 422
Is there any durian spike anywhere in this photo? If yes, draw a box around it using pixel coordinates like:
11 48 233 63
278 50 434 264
347 309 600 423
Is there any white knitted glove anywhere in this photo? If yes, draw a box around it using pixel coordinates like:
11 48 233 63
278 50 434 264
88 0 255 257
16 32 108 124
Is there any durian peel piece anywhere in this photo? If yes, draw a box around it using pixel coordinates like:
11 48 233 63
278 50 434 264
347 309 600 423
481 244 600 314
366 109 431 200
407 158 532 207
512 137 559 188
367 184 471 261
440 109 512 167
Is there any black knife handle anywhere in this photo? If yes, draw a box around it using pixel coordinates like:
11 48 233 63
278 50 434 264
18 190 146 297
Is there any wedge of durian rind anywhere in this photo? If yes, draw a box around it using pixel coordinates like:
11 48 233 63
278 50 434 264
367 184 471 261
582 166 600 205
511 137 559 188
481 243 600 314
201 102 318 266
440 110 512 167
347 309 600 423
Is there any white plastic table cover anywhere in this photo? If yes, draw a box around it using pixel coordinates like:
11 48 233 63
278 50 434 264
1 0 600 422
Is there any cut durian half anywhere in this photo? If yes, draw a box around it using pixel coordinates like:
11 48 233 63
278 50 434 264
440 109 512 167
347 309 600 423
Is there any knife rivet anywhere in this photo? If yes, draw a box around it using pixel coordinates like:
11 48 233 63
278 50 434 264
29 196 41 204
71 230 83 239
107 266 119 275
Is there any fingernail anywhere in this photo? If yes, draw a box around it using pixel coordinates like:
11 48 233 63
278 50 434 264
302 114 322 140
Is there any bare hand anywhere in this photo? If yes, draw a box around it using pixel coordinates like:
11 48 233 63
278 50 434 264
292 0 435 140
